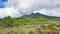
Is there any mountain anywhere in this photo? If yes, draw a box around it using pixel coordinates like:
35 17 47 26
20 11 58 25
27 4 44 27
21 13 59 18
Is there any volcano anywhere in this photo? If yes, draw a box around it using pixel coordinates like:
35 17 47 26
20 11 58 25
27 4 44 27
21 13 60 18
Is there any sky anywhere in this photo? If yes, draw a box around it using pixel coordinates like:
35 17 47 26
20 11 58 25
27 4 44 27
0 0 60 18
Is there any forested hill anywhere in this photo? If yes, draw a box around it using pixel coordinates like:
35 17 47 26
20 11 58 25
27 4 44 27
21 13 60 18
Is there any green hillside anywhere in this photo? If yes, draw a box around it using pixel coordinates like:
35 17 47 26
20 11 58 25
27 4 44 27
21 13 60 18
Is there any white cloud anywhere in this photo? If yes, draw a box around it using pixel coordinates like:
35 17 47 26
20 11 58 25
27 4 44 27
0 7 22 18
34 7 60 17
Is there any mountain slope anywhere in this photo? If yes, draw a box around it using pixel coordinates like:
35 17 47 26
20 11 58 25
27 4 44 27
21 13 59 18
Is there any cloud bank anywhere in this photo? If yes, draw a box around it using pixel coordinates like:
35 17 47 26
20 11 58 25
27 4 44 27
0 0 60 18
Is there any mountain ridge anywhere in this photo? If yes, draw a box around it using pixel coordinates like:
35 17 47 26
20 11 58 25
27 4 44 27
21 13 60 18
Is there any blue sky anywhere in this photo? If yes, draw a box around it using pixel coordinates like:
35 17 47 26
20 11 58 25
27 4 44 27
0 0 8 8
1 0 8 2
0 4 4 8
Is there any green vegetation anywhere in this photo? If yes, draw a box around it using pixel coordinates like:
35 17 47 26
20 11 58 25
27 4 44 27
0 16 60 34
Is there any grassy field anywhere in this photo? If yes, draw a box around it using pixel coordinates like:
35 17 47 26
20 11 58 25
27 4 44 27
0 17 60 34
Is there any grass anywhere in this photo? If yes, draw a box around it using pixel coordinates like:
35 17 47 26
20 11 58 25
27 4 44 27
0 17 60 34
